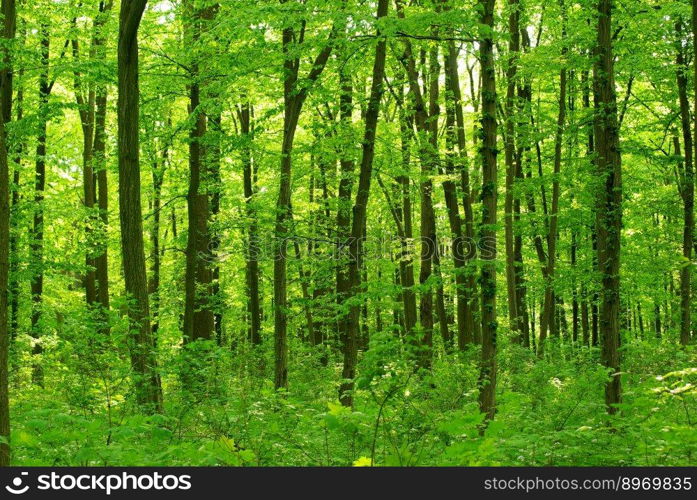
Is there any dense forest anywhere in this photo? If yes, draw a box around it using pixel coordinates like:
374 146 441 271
0 0 695 467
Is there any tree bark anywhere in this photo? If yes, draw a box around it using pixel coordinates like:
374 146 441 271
540 3 567 350
676 18 694 346
183 2 214 342
504 0 520 342
0 0 15 467
445 40 478 347
238 102 261 346
273 7 334 390
477 0 498 423
593 0 622 415
30 24 49 386
338 0 388 406
118 0 163 412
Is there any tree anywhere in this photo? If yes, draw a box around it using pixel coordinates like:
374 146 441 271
118 0 163 412
0 0 15 468
273 0 334 390
593 0 622 415
338 0 388 407
477 0 498 422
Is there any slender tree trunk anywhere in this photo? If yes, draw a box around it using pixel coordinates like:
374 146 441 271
338 0 388 406
9 56 22 342
149 144 166 337
238 102 261 346
72 32 97 307
209 110 223 344
581 287 590 345
397 4 440 367
571 230 579 342
477 0 498 422
30 24 49 386
118 0 163 412
676 19 694 346
593 0 622 414
504 0 520 341
443 43 470 349
0 0 16 467
273 14 334 390
445 40 478 346
540 6 567 350
397 104 418 343
94 2 112 323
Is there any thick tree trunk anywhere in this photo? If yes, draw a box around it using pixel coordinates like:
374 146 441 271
118 0 163 412
477 0 498 422
0 0 15 467
183 3 214 342
593 0 622 414
336 63 356 360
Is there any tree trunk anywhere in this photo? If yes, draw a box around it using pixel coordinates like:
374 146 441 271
444 40 478 347
118 0 163 412
676 19 694 346
593 0 622 415
183 3 214 342
94 2 112 323
208 110 223 344
504 0 520 342
9 55 22 342
273 14 334 390
239 102 261 346
0 0 16 467
540 6 567 350
30 24 49 386
477 0 498 423
338 0 388 406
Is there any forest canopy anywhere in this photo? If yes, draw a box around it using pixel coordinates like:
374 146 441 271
0 0 695 467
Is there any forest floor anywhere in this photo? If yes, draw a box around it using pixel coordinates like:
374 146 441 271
7 334 697 466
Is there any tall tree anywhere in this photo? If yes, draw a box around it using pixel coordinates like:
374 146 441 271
675 18 694 347
338 0 388 406
540 0 567 350
118 0 163 411
183 0 214 342
503 0 520 342
0 0 15 468
593 0 622 414
29 23 50 386
238 101 261 346
273 1 334 390
93 2 111 321
477 0 498 422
